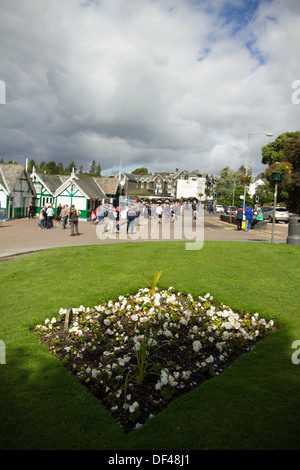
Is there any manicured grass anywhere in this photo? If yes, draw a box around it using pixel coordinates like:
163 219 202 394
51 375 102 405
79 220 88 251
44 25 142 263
0 241 300 449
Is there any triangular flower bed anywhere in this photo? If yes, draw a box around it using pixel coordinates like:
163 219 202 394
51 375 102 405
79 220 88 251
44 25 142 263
34 286 275 432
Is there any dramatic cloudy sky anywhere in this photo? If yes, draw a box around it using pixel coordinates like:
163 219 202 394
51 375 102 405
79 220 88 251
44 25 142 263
1 0 299 176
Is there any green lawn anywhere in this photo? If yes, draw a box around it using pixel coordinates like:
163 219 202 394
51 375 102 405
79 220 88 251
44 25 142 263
0 241 299 450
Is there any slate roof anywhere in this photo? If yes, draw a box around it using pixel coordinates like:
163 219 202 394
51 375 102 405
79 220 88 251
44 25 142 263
0 163 26 193
73 174 106 199
35 172 67 193
94 177 119 195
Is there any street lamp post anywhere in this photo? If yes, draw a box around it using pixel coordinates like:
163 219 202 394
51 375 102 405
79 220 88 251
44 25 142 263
243 133 273 215
271 171 284 243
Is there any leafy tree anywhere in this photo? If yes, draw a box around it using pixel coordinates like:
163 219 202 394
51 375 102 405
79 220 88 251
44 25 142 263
132 167 149 175
255 182 275 205
27 159 36 173
216 167 251 205
57 163 64 174
261 131 300 211
262 131 300 165
64 161 76 174
90 160 96 174
38 161 47 172
95 164 101 176
46 161 59 174
285 136 300 213
215 167 234 204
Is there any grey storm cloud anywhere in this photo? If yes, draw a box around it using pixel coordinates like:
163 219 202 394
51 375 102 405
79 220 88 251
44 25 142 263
1 0 300 176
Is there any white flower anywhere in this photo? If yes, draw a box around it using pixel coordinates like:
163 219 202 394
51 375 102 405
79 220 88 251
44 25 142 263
192 340 202 352
182 370 191 380
164 330 172 338
103 318 111 326
129 401 139 413
91 369 99 378
131 314 139 322
206 355 214 364
168 375 178 387
160 370 168 385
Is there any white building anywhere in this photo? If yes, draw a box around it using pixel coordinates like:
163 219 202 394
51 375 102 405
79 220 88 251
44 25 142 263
176 172 206 201
248 176 266 198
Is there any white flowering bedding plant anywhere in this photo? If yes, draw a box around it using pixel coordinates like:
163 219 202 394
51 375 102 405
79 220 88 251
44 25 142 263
34 285 275 432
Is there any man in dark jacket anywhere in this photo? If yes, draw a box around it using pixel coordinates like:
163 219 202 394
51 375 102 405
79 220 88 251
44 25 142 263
245 205 253 231
127 205 136 233
236 206 243 231
69 205 80 236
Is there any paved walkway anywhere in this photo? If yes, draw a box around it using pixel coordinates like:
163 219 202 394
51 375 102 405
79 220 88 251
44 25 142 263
0 214 288 260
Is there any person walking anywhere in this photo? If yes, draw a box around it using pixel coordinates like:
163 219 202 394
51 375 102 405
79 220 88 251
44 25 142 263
106 204 116 234
156 204 163 223
28 202 34 219
46 205 54 229
245 205 253 231
38 208 44 229
127 204 136 233
60 205 68 229
69 205 80 236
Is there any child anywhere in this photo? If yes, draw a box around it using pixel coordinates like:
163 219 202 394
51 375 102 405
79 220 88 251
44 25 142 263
91 211 96 224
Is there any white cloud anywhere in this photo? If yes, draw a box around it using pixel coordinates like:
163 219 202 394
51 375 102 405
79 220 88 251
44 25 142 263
0 0 299 176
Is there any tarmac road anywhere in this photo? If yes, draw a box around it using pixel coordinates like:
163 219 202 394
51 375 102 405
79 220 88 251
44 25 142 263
0 212 289 260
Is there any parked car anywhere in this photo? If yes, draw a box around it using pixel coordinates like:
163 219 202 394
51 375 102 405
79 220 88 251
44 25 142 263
261 206 289 223
222 206 236 215
216 205 224 213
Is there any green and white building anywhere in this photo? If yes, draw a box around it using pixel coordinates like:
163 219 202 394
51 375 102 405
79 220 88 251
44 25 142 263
0 163 36 218
30 167 118 220
54 169 106 220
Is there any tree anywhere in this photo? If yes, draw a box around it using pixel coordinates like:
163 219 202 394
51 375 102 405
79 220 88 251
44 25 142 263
46 161 58 174
65 161 76 174
38 161 47 172
285 136 300 213
215 167 249 205
95 164 101 176
255 183 275 206
132 167 149 175
27 159 36 173
261 131 300 211
262 131 300 166
57 163 64 174
90 160 96 175
215 167 234 204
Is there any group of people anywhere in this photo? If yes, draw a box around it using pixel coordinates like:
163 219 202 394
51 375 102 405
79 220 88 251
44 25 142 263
89 200 199 235
37 204 81 236
235 205 263 231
